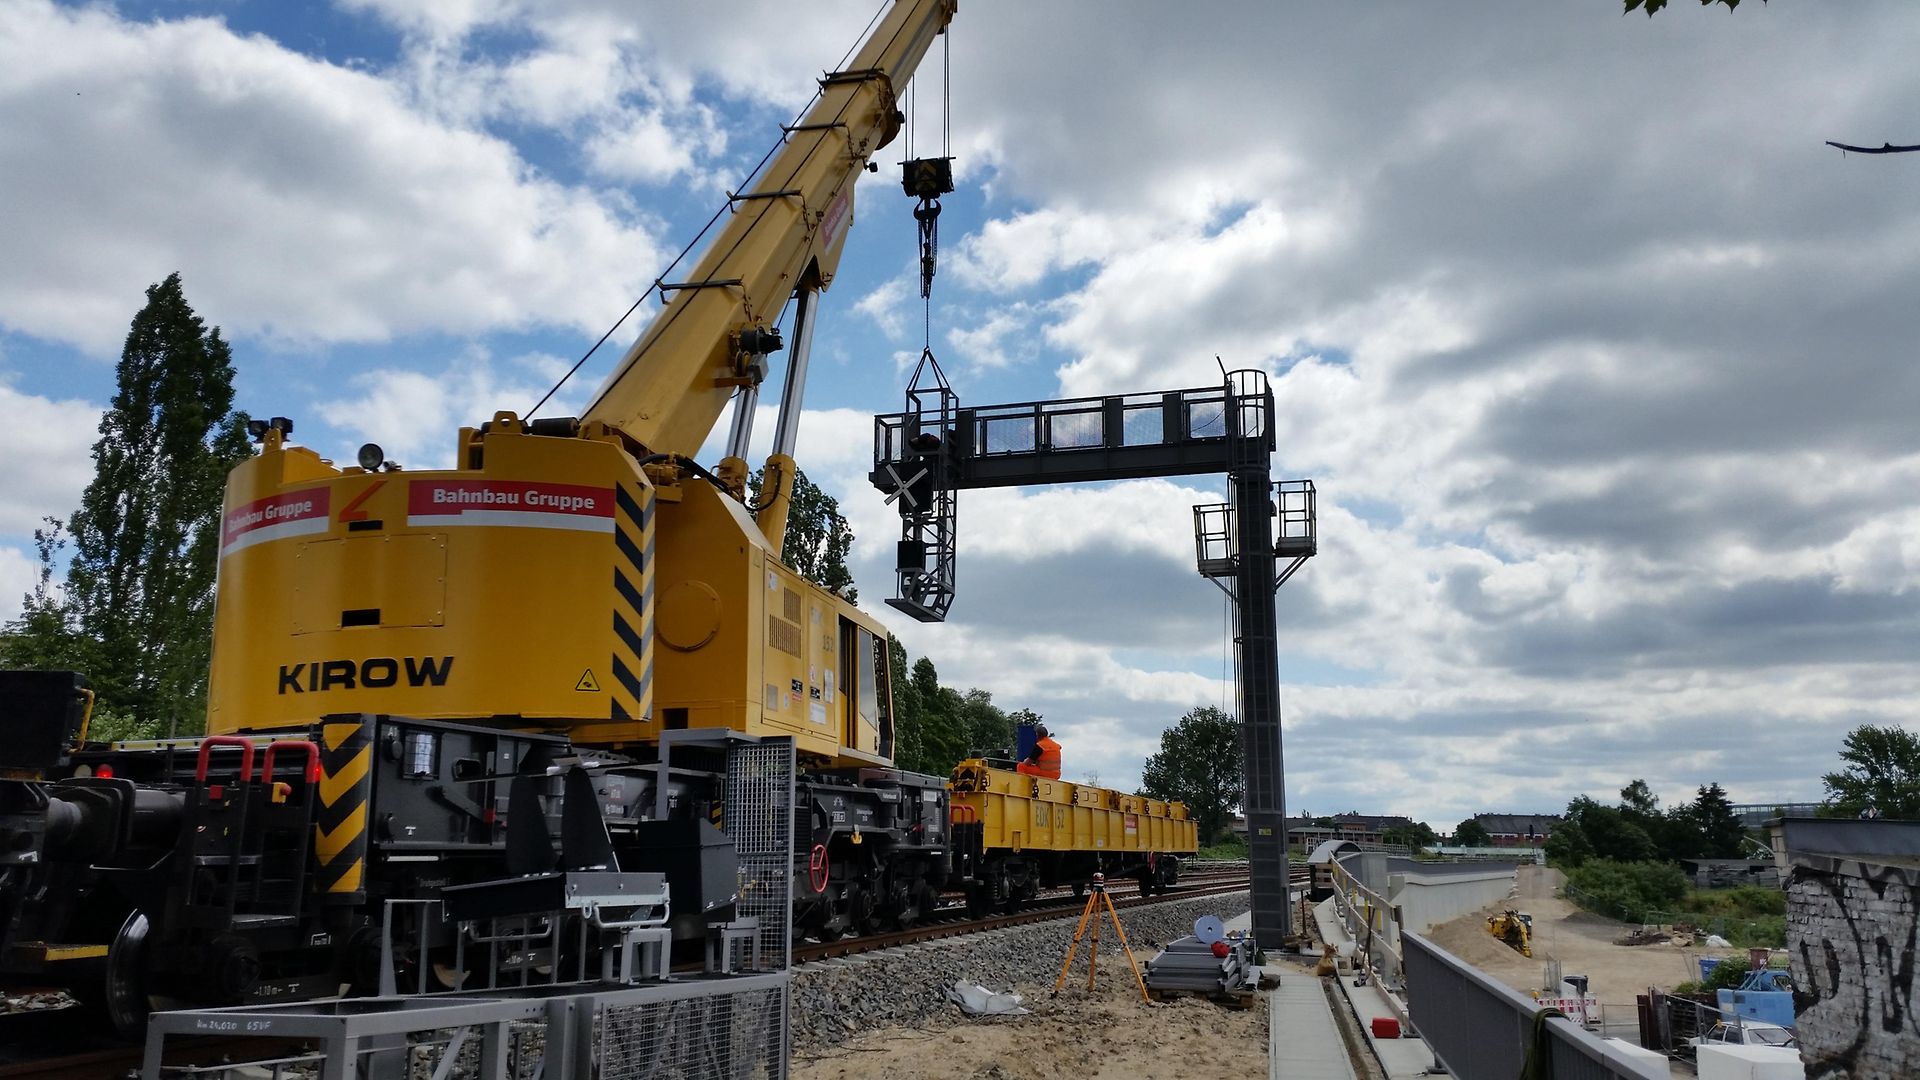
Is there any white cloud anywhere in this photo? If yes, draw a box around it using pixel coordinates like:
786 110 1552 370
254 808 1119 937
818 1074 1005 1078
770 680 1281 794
0 544 43 625
0 1 667 353
315 348 588 467
853 278 911 341
0 382 99 534
339 0 885 108
944 304 1040 372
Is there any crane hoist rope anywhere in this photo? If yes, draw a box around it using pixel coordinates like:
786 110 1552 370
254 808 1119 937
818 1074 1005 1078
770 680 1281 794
903 22 954 343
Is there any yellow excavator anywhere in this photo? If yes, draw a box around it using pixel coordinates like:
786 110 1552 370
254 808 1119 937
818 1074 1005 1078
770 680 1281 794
1488 909 1534 957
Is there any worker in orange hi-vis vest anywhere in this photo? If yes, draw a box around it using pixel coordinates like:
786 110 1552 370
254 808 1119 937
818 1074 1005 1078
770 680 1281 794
1017 724 1062 779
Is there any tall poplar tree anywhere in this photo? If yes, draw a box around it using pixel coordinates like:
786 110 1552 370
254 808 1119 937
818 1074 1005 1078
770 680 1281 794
39 273 251 735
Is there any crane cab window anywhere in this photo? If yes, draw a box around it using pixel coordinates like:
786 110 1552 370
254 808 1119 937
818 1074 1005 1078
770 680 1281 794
839 622 893 757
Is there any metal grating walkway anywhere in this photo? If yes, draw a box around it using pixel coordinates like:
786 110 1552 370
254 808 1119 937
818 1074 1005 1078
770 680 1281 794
1267 970 1359 1080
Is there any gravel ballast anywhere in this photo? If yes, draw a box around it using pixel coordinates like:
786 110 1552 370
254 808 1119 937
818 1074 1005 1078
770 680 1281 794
790 891 1252 1049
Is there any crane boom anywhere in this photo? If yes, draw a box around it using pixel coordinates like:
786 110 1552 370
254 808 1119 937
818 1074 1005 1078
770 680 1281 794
582 0 956 458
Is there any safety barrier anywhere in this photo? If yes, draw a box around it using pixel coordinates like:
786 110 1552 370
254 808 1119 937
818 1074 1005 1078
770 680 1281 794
141 974 788 1080
1326 856 1404 988
1404 931 1667 1080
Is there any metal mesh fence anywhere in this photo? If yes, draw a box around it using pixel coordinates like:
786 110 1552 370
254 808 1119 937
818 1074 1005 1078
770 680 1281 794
726 737 794 970
1042 406 1102 448
364 1020 547 1080
599 982 786 1080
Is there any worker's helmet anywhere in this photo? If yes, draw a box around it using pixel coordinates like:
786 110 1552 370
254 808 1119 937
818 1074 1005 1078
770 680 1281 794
1036 724 1049 739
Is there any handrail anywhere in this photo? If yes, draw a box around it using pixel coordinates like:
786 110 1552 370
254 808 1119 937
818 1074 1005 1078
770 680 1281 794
195 736 257 784
259 739 321 786
1327 857 1405 980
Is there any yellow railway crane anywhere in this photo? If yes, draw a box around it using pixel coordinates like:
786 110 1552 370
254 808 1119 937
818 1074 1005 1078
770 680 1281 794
209 0 956 760
0 0 958 1032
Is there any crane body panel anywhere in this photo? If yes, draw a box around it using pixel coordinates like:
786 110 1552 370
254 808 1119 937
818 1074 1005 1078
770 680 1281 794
207 427 659 735
207 427 894 766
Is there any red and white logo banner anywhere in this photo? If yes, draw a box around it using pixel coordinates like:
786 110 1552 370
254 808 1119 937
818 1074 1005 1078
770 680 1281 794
222 489 332 554
407 480 615 533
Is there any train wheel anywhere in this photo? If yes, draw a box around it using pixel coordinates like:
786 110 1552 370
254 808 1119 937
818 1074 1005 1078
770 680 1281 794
73 910 152 1039
1072 883 1085 900
848 887 878 936
965 885 991 919
883 882 917 930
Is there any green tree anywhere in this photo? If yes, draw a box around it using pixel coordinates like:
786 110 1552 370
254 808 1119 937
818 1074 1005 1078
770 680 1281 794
1618 778 1705 862
886 635 926 770
957 689 1012 758
888 653 966 774
1822 724 1920 819
1544 817 1595 867
1620 779 1660 818
1455 818 1493 847
1691 782 1748 857
2 274 250 737
1140 705 1244 844
1384 822 1439 851
0 520 81 670
750 467 855 602
1562 796 1659 863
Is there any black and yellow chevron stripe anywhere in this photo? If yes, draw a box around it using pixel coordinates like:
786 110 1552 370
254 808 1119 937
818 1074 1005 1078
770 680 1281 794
611 480 654 724
315 718 373 898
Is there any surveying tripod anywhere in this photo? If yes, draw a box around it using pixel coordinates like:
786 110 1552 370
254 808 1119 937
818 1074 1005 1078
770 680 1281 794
1053 873 1150 1002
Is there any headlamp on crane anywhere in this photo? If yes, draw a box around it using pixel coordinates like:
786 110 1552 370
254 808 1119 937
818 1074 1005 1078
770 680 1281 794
356 443 386 471
245 416 294 444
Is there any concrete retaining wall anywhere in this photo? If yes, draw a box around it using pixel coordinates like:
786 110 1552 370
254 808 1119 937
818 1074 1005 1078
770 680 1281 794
1388 866 1518 935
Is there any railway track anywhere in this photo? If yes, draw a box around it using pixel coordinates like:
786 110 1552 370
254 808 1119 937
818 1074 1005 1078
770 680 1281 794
795 873 1253 962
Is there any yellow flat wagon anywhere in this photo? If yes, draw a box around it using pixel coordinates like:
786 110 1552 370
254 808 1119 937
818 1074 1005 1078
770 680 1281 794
947 759 1197 914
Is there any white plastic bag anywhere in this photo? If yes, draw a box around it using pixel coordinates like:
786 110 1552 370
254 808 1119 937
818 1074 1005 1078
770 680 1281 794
947 980 1030 1016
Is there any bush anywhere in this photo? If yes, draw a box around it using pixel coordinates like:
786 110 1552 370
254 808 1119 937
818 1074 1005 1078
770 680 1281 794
1682 885 1785 920
1564 859 1688 923
1725 916 1787 949
1670 885 1788 947
1673 958 1754 996
1704 958 1751 992
1198 834 1249 860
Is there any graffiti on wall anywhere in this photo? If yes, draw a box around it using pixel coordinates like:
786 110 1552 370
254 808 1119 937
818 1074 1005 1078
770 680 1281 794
1788 859 1919 1079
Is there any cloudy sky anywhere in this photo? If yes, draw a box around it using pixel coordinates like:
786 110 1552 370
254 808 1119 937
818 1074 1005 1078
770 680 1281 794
5 0 1919 827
